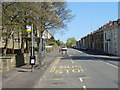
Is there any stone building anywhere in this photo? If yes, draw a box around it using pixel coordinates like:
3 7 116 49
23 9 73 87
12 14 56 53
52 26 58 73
77 19 120 56
103 19 120 56
79 29 104 52
1 28 53 54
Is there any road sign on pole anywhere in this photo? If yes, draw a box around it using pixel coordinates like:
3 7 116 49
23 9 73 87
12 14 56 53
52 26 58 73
26 25 32 32
29 24 36 72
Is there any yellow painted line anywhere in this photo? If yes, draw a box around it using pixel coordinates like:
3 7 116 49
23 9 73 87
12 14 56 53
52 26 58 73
46 78 64 80
83 86 87 90
72 69 81 73
75 65 82 68
54 57 60 65
52 66 56 71
49 57 61 72
64 69 69 73
79 77 83 82
50 66 56 72
53 78 64 80
50 66 55 71
80 69 84 72
54 70 63 74
81 77 93 79
60 65 82 69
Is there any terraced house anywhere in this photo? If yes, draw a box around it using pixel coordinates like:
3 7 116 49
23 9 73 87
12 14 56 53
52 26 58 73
103 19 120 56
77 19 120 56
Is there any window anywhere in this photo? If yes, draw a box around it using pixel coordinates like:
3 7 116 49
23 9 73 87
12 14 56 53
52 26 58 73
105 33 106 39
115 48 117 53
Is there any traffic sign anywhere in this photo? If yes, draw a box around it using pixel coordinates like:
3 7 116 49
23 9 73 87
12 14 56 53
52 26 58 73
26 25 32 32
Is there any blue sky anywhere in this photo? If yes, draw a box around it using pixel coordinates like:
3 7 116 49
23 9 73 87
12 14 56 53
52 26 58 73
54 2 118 43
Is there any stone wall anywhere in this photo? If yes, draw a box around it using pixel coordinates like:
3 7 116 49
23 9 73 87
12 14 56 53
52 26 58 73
0 53 30 72
46 45 59 53
0 55 16 72
0 45 59 72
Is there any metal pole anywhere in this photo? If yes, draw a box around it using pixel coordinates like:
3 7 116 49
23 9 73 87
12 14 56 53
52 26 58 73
31 24 34 72
32 24 34 56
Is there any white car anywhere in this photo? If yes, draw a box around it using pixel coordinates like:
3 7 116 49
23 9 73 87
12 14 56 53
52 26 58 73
61 46 67 51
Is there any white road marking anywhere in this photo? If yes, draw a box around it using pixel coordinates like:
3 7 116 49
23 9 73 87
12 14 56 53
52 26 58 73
83 86 87 90
79 77 83 82
99 60 118 69
77 50 83 53
69 55 74 63
99 60 104 63
106 63 118 69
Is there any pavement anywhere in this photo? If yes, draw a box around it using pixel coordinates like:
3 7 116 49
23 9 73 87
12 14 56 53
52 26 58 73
2 51 61 88
2 48 120 89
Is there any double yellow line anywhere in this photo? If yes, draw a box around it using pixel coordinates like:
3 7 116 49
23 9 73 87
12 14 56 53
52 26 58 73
50 66 56 72
50 57 60 72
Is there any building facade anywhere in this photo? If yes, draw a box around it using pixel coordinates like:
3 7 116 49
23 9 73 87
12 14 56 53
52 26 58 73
77 19 120 56
103 20 120 56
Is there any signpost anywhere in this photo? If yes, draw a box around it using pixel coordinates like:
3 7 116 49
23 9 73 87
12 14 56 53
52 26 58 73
27 24 36 72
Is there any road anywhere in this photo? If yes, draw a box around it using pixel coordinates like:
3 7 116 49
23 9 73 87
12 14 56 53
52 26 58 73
34 48 119 89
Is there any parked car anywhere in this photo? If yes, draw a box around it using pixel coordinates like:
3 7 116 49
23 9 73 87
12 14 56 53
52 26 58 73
76 46 81 50
71 46 75 48
80 46 88 51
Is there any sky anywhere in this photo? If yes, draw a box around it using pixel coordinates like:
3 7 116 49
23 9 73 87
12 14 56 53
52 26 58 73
54 2 118 43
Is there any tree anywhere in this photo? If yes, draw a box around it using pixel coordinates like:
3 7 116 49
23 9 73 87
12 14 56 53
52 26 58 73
66 37 76 47
55 40 62 46
2 2 73 54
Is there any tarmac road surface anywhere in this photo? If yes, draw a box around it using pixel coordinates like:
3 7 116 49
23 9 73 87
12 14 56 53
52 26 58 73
34 48 119 89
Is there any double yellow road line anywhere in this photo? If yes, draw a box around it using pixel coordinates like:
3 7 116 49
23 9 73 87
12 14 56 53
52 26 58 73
50 57 60 72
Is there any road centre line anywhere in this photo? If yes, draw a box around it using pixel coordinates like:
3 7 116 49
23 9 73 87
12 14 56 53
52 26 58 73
83 86 87 90
69 55 74 63
80 69 84 72
79 77 83 82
